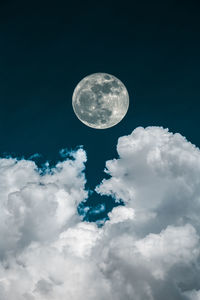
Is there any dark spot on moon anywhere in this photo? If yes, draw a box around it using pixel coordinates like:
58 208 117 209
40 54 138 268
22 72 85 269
91 83 112 95
110 80 120 89
104 75 111 80
91 81 119 95
101 83 113 94
79 91 94 106
75 99 112 126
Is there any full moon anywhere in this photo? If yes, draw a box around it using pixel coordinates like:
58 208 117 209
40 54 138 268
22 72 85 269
72 73 129 129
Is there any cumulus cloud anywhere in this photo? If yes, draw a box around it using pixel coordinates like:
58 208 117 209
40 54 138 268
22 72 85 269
0 127 200 299
184 290 200 300
108 205 135 224
97 127 200 233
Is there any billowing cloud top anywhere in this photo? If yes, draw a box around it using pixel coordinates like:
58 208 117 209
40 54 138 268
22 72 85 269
0 127 200 300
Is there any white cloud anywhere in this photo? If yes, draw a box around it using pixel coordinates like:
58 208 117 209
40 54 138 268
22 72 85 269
96 126 200 233
107 206 135 224
0 127 200 299
0 148 87 259
183 290 200 300
135 223 200 280
96 126 200 298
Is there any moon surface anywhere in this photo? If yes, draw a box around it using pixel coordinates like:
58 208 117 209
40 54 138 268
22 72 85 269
72 73 129 129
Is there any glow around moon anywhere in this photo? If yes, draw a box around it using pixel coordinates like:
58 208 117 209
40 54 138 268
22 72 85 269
72 73 129 129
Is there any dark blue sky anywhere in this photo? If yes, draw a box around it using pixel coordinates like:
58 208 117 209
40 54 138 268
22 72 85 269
0 0 200 220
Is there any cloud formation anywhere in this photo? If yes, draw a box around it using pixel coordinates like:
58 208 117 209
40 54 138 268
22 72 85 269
0 127 200 299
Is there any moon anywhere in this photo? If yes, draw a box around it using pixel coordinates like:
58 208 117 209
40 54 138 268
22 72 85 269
72 73 129 129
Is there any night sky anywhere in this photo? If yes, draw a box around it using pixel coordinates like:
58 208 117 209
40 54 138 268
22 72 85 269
1 0 200 220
